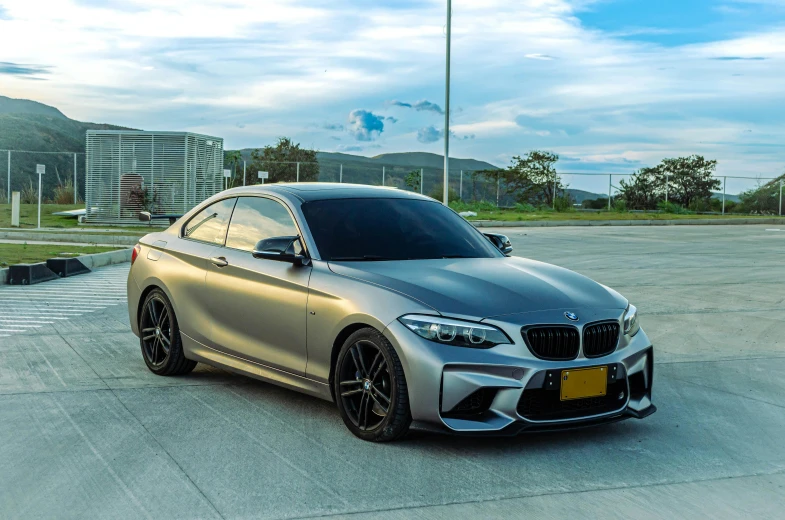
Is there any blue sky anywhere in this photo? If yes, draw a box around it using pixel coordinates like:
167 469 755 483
1 0 784 193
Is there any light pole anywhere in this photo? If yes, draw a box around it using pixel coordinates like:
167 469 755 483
36 164 45 228
443 0 452 206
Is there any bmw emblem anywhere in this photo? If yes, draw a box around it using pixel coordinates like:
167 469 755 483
565 312 579 322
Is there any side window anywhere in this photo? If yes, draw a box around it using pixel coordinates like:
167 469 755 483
225 197 300 253
183 198 237 245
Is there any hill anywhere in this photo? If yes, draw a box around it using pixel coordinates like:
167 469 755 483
0 95 66 118
0 96 134 199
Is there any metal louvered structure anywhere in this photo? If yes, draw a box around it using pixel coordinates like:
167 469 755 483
85 131 224 225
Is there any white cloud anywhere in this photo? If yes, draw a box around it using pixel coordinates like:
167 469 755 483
0 0 783 187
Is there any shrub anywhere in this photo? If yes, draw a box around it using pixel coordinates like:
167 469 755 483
657 201 692 214
514 202 536 212
554 194 574 212
449 200 498 213
21 180 38 204
128 185 161 213
613 199 627 213
0 190 7 204
52 175 80 205
582 198 609 210
428 188 460 204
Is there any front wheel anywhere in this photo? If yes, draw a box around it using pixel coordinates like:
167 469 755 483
334 328 411 442
139 289 197 376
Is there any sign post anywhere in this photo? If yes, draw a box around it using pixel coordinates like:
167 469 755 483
258 171 269 185
223 169 231 191
36 164 45 229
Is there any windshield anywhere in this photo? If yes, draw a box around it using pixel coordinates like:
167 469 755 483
301 198 503 261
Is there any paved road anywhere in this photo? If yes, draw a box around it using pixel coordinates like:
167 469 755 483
1 225 784 519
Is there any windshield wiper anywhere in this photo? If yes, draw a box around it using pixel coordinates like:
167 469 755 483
330 255 399 261
441 255 475 259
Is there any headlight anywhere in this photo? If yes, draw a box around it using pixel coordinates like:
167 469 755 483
398 315 511 349
623 304 640 337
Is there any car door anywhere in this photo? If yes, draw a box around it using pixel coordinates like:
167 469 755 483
163 197 237 346
205 195 311 376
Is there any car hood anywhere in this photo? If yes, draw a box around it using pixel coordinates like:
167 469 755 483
327 257 627 319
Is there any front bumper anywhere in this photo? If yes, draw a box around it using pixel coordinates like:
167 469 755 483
383 315 655 435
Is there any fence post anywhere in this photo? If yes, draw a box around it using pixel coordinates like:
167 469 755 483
6 150 9 202
553 178 557 209
296 162 300 182
73 153 78 204
496 177 500 207
608 174 612 210
780 180 783 216
382 166 385 186
37 170 42 228
665 174 669 203
722 177 726 215
420 168 424 194
459 170 463 200
340 164 343 183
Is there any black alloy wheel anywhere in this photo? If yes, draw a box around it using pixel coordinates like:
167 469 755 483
334 328 411 442
141 295 172 367
139 289 197 376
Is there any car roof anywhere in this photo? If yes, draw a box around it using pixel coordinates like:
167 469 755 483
223 183 433 203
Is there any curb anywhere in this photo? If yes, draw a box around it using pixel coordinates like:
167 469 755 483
470 217 785 228
0 230 143 246
0 248 131 285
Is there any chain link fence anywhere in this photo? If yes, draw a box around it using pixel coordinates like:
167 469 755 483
1 150 85 204
3 148 782 216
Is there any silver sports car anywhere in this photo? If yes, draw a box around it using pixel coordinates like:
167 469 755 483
128 183 655 441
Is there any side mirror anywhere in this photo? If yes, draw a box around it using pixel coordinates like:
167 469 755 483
139 211 152 222
484 233 513 255
253 236 310 266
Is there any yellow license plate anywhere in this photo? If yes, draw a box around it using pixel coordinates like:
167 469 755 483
560 366 608 401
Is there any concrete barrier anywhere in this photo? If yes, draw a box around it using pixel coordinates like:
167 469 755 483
0 248 131 285
471 217 785 228
0 230 144 246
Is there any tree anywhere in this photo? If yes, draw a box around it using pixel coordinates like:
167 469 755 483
618 156 720 210
249 137 319 184
504 150 562 205
660 155 720 208
476 168 506 205
404 169 422 192
738 174 785 214
224 150 243 186
618 166 663 210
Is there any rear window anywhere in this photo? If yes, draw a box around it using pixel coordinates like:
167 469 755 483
183 198 237 245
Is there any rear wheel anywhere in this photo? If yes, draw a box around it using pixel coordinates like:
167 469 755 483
139 289 196 376
334 328 411 442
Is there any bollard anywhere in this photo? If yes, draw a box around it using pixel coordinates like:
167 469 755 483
11 191 20 227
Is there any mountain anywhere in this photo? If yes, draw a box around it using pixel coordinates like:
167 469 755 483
0 96 134 199
0 96 67 119
711 192 741 203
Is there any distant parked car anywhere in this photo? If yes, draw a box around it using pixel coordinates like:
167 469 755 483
128 184 655 441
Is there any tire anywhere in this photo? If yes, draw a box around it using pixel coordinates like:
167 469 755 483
139 288 197 376
334 328 411 442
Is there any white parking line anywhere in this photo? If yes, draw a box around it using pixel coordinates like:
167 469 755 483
0 264 130 339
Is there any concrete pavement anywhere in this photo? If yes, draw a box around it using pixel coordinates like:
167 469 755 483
0 225 783 519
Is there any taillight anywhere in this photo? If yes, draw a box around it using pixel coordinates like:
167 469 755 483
131 244 142 265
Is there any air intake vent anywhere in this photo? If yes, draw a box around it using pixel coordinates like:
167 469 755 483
583 322 620 358
524 326 579 360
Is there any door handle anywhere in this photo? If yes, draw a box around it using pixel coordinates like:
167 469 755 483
210 256 229 268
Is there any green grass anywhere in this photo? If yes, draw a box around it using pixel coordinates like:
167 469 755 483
0 243 124 267
459 209 776 222
0 204 157 233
